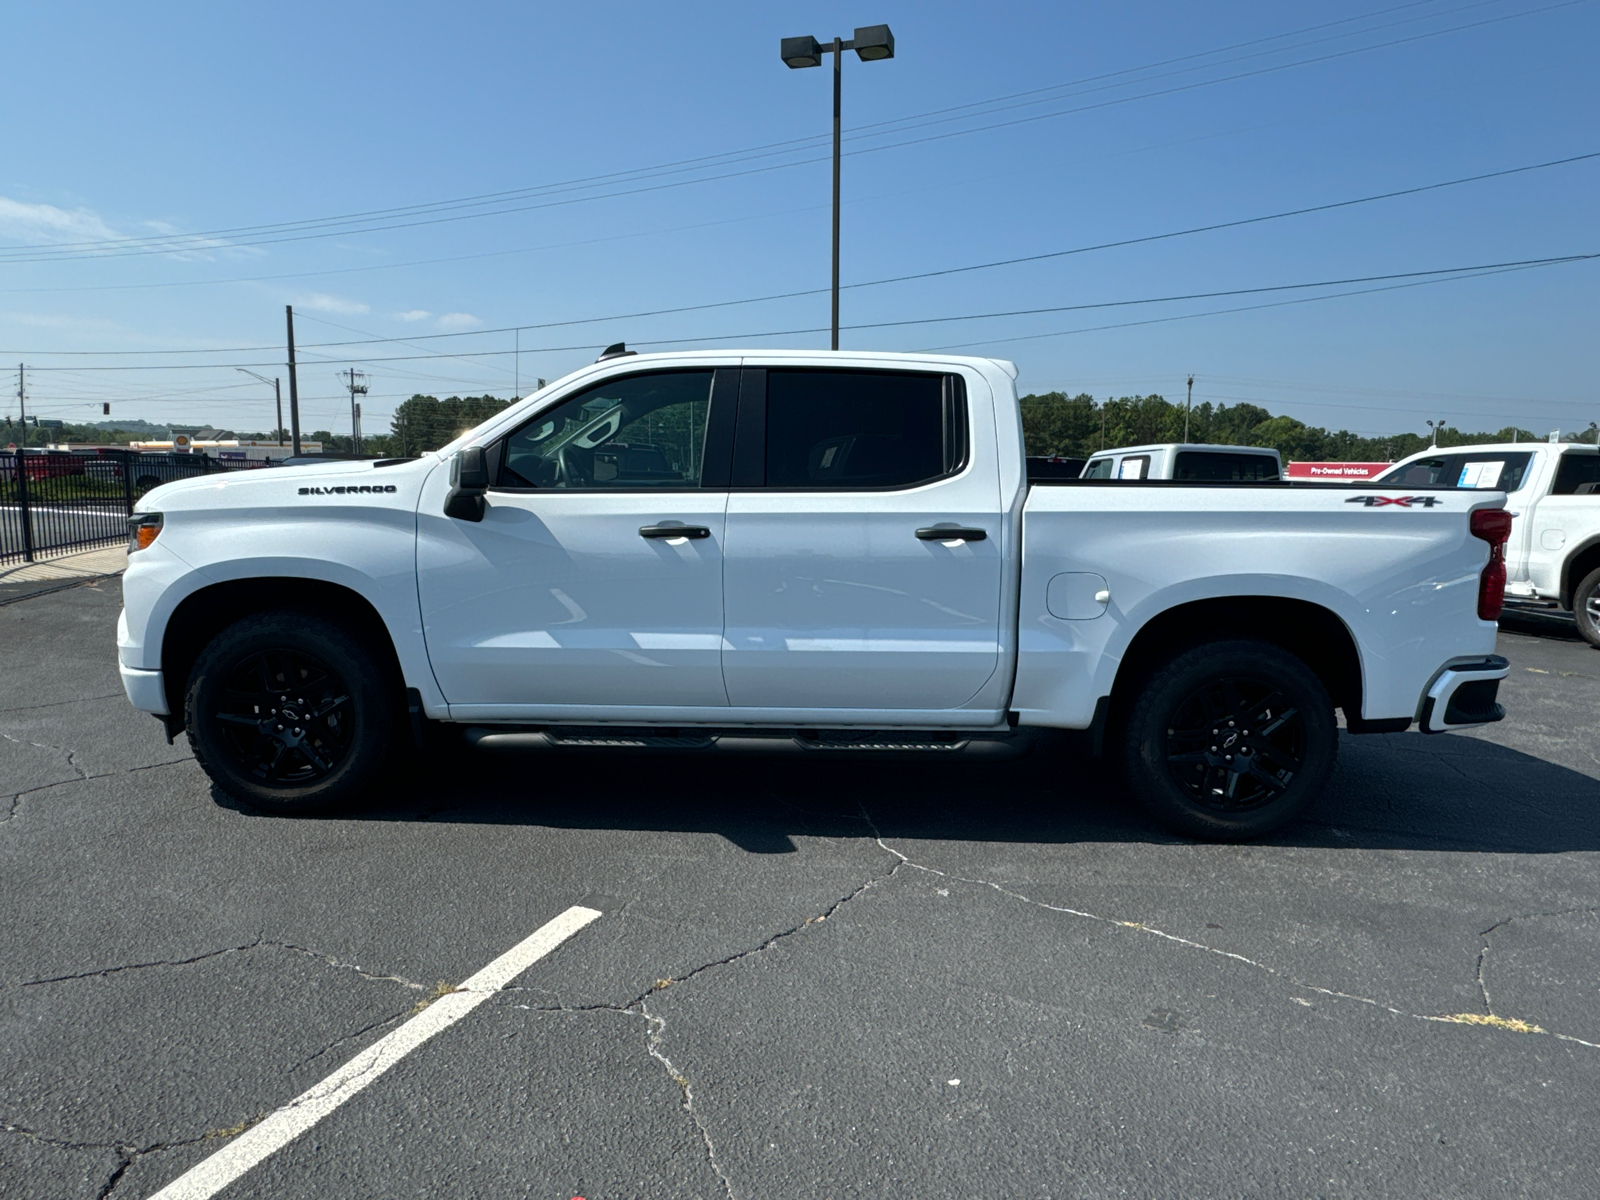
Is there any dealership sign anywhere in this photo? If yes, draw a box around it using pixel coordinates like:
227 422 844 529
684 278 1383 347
1286 461 1392 481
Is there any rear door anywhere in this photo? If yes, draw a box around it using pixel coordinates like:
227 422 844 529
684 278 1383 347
720 367 1006 715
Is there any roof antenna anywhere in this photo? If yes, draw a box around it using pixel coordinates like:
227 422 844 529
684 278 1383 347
596 342 637 362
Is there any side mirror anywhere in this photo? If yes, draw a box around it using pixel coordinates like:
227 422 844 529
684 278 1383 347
444 446 488 521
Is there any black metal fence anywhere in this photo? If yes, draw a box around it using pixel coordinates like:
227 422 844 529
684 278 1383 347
0 449 269 567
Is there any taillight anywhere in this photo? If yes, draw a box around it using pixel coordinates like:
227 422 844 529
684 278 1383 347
1470 507 1512 621
127 512 162 552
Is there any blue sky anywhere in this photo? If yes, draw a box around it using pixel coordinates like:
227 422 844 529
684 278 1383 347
1 0 1595 442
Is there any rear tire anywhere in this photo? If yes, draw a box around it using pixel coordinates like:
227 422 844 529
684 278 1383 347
1118 638 1337 840
186 611 395 814
1573 567 1600 649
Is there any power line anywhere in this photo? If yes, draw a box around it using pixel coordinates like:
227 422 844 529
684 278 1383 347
0 0 1580 265
7 147 1595 361
12 251 1594 372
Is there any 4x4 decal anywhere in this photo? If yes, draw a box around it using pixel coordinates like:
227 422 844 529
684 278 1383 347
1345 494 1440 507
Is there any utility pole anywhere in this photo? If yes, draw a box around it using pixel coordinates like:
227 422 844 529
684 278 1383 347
1183 375 1194 444
285 306 303 456
15 364 25 449
274 377 283 446
339 369 369 455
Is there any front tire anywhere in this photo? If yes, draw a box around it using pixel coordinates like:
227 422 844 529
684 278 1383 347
1118 639 1337 840
185 611 395 814
1572 567 1600 649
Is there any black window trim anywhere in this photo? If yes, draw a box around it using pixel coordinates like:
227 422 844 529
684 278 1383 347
486 366 737 494
730 366 973 493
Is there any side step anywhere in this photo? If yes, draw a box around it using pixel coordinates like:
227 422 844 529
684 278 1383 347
464 726 1027 759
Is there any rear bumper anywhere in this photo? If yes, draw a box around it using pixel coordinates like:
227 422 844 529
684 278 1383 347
1418 655 1508 734
120 664 168 716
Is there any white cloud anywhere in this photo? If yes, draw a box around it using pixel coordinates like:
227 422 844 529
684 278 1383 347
0 197 123 245
0 197 249 260
395 309 431 322
298 292 370 315
437 312 482 330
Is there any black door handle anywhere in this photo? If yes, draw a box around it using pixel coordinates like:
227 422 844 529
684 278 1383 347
916 526 987 541
640 524 711 539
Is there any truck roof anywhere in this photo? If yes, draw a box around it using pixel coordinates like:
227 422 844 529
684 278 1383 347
1388 441 1599 462
1085 443 1281 457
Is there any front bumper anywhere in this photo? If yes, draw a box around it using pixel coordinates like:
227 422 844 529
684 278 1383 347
1418 655 1508 734
120 664 168 715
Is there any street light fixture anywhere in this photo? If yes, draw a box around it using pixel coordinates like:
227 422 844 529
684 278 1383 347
1427 418 1446 447
781 23 896 350
235 367 284 447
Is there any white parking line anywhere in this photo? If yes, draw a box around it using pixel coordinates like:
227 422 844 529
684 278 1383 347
146 905 603 1200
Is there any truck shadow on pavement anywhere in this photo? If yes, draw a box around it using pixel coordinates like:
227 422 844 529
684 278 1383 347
211 727 1600 856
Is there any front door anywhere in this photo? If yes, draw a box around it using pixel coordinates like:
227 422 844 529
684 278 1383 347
418 368 735 714
721 367 1006 715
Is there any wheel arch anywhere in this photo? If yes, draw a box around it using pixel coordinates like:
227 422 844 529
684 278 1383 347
1106 596 1363 725
160 577 407 721
1560 537 1600 609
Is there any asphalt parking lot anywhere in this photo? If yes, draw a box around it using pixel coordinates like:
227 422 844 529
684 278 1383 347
3 578 1598 1199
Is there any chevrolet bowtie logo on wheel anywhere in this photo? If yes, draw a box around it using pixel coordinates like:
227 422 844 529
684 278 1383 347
1345 494 1442 507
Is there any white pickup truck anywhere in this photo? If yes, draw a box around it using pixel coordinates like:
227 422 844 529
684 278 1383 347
1375 441 1600 646
118 349 1512 838
1080 442 1282 482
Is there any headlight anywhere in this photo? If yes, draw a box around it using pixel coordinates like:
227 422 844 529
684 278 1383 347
128 512 163 552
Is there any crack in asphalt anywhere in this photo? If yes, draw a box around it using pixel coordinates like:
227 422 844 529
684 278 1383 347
13 936 429 992
639 999 737 1200
0 691 123 716
0 757 197 829
494 845 908 1199
1472 906 1600 1022
1 1117 214 1200
856 804 1600 1053
0 728 89 780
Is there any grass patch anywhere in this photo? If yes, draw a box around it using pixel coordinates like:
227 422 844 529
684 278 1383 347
1437 1012 1545 1034
411 980 461 1013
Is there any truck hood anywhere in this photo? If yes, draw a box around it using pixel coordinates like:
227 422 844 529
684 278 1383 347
135 455 442 513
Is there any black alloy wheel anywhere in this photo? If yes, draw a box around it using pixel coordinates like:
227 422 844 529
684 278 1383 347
1573 567 1600 650
1119 639 1337 840
1163 677 1307 812
186 611 395 813
215 648 353 785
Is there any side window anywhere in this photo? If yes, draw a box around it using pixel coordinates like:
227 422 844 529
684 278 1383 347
1174 451 1280 481
1115 455 1149 480
1552 452 1600 496
496 371 712 490
762 370 962 489
1382 452 1533 490
1082 457 1114 479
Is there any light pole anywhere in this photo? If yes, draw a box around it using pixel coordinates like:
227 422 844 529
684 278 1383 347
781 24 895 351
1183 375 1194 444
1427 418 1446 447
235 368 284 447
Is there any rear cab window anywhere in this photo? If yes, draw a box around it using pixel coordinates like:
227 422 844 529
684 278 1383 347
757 369 967 489
1376 451 1533 491
1173 451 1280 481
1115 455 1149 480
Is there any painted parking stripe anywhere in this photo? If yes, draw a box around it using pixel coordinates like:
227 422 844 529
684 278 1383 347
147 905 602 1200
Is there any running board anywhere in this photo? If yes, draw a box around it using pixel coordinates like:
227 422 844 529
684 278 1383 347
463 726 1027 759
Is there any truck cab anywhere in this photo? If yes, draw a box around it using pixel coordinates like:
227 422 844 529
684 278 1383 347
1080 443 1282 482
